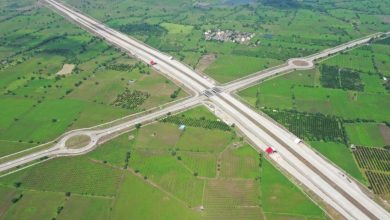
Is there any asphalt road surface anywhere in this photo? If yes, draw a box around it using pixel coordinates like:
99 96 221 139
1 0 388 219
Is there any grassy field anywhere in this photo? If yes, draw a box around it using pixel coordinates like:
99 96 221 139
2 190 65 220
58 195 112 220
345 123 388 147
62 0 389 82
0 106 326 219
0 156 123 196
262 160 326 219
204 55 282 83
0 2 187 157
310 141 365 183
238 38 389 191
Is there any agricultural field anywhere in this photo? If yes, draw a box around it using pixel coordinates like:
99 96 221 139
353 146 390 199
62 0 390 83
345 123 390 148
238 37 390 197
0 107 326 219
0 1 187 157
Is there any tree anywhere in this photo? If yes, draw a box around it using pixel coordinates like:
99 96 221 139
135 123 142 129
13 182 21 188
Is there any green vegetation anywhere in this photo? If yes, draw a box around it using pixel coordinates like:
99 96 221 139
345 123 388 147
63 0 389 82
0 156 123 196
58 195 112 220
262 160 326 219
2 190 65 220
160 23 193 35
239 39 389 192
353 146 390 196
0 1 187 157
161 114 231 131
263 109 345 142
64 135 91 149
310 141 364 183
204 55 281 83
0 107 326 219
112 89 150 110
111 173 199 220
320 65 364 91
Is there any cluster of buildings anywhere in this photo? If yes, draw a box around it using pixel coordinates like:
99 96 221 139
204 29 255 44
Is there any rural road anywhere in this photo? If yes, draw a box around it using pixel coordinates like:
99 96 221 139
1 0 389 219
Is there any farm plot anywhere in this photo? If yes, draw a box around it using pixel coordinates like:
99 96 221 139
130 149 204 207
262 160 326 219
320 65 364 91
220 145 261 179
57 195 112 220
365 171 390 195
0 186 19 218
263 109 345 142
2 190 65 220
0 156 123 196
204 55 282 83
310 141 364 183
203 179 263 220
345 123 388 147
111 89 150 111
0 5 187 156
111 173 200 220
161 114 231 131
180 152 217 178
88 131 136 167
353 146 390 197
176 126 233 153
353 146 390 172
0 105 327 219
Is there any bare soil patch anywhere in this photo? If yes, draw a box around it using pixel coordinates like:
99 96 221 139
383 16 390 24
379 124 390 145
56 64 75 76
292 60 310 66
196 54 216 72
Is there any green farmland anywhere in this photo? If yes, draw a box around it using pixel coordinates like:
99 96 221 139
0 1 186 157
1 0 390 219
239 38 390 198
0 107 326 219
62 0 390 82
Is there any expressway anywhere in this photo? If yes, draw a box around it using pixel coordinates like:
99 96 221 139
224 32 387 92
0 95 204 173
0 0 389 219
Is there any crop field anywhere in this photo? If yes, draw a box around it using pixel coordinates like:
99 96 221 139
220 144 261 179
239 37 390 190
1 190 65 220
353 146 390 197
57 195 112 220
310 141 364 183
320 65 364 91
345 123 389 148
203 179 263 220
261 160 326 219
263 109 345 143
2 0 389 218
0 156 123 196
62 0 389 83
239 40 390 121
0 1 187 157
161 114 231 131
0 106 326 219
